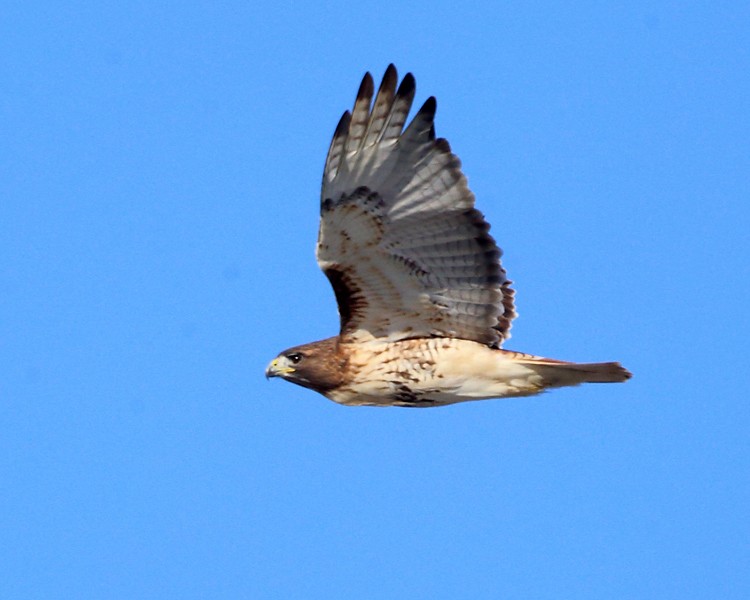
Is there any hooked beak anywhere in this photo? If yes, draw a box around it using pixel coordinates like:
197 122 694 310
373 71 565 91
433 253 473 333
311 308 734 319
265 358 294 380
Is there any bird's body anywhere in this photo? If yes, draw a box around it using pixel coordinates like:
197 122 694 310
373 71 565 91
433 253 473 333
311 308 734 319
265 65 631 406
270 336 629 407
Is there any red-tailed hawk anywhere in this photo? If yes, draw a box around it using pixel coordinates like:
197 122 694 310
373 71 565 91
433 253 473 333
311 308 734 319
265 65 631 407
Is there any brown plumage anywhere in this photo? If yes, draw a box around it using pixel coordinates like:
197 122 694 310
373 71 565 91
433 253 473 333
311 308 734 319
265 65 631 407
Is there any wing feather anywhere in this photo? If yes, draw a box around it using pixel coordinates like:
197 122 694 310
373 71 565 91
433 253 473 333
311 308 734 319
379 73 415 144
318 65 516 347
323 111 351 184
345 73 374 155
362 64 397 148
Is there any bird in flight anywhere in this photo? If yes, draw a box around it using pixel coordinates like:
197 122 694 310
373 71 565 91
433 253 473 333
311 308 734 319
265 65 631 407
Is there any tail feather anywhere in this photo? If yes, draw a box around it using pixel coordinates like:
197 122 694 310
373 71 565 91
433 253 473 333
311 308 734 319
534 361 632 388
501 351 632 388
552 361 632 384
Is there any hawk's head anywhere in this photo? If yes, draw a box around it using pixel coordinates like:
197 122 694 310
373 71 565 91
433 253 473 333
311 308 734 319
265 350 304 379
265 337 345 395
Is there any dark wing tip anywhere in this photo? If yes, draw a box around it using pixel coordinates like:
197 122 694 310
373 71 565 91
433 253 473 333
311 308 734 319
419 96 437 140
420 96 437 117
334 110 351 137
376 65 398 100
356 71 375 103
397 72 416 98
382 64 398 85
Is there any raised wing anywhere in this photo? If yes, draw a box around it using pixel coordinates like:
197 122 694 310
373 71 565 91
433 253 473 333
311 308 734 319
317 65 516 347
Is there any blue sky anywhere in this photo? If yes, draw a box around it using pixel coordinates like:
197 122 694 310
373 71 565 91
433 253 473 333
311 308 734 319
2 1 748 598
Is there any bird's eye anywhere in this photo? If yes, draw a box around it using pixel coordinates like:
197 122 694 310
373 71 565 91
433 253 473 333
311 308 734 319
287 353 303 364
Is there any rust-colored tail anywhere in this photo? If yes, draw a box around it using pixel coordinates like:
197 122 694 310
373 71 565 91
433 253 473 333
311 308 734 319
534 361 632 388
502 351 632 388
550 361 632 384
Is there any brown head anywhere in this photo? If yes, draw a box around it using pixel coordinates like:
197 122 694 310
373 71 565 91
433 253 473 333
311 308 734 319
265 337 346 395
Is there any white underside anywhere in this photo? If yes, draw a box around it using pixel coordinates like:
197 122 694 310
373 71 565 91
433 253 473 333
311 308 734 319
326 339 547 407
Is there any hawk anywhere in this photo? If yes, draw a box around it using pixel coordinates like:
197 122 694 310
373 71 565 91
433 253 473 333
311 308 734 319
265 65 631 407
